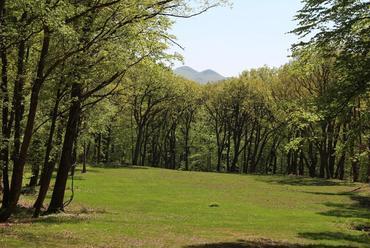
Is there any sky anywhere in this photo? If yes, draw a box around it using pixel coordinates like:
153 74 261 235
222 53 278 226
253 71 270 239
169 0 303 77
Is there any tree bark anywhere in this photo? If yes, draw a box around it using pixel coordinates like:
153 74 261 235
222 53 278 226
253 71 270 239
0 48 11 208
47 82 81 213
132 125 143 165
367 136 370 183
82 141 89 173
0 26 50 222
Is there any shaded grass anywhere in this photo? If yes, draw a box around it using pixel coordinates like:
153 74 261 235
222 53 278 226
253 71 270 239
184 238 359 248
0 167 369 248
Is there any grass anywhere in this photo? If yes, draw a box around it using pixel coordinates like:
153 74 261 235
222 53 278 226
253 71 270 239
0 166 369 248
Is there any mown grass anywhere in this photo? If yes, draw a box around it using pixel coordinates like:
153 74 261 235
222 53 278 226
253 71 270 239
0 166 369 248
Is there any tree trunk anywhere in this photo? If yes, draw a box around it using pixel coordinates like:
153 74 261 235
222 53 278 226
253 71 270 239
298 150 305 176
28 163 40 188
11 39 26 168
184 127 190 171
319 123 328 178
33 82 63 217
47 82 81 213
132 125 143 165
70 136 78 177
327 121 338 179
105 125 112 163
249 124 260 173
0 27 50 222
1 48 11 208
231 130 242 173
308 141 317 177
82 141 88 173
367 136 370 183
336 153 346 180
97 133 102 164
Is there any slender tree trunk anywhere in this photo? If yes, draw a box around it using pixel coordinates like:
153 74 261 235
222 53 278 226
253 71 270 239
97 133 101 164
231 130 242 173
0 27 50 222
327 121 337 179
367 136 370 183
140 130 148 167
12 39 26 166
273 152 277 174
249 125 260 173
132 125 143 165
335 124 347 180
0 0 11 209
82 141 88 173
298 150 305 176
307 142 317 177
336 153 346 180
33 82 63 217
47 83 81 213
246 124 255 173
350 144 360 182
0 49 11 209
352 159 360 183
216 147 222 172
319 123 328 178
33 121 64 217
226 131 231 172
184 127 190 171
286 150 292 174
70 136 78 177
28 163 40 188
215 123 223 172
105 125 112 163
169 125 177 169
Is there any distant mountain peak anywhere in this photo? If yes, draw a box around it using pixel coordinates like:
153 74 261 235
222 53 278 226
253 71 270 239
177 65 195 70
201 69 216 73
174 66 225 84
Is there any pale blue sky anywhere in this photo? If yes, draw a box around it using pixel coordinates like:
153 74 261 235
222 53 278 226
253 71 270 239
170 0 303 77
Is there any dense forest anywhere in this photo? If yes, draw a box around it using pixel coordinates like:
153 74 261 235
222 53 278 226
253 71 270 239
0 0 369 224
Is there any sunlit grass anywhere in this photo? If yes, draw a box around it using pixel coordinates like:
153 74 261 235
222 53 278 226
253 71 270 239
0 166 369 248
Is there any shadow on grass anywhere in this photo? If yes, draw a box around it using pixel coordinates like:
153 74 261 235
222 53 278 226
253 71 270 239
298 232 370 247
184 239 356 248
296 190 370 247
257 176 349 187
303 190 370 219
7 204 100 225
90 163 149 170
0 227 80 247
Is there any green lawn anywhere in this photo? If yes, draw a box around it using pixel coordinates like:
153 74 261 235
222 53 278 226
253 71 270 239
0 167 369 248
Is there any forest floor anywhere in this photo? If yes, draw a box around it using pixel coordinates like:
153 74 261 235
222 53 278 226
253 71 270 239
0 166 369 248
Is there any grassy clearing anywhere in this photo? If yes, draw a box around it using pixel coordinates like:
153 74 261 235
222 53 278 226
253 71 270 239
0 167 369 248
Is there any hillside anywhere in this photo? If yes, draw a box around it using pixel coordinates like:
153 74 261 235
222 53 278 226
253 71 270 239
2 167 369 248
174 66 225 83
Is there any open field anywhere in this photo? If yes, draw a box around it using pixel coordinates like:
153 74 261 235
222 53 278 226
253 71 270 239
0 167 369 248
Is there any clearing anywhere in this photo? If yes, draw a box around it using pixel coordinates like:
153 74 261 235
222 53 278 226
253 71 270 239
0 167 369 248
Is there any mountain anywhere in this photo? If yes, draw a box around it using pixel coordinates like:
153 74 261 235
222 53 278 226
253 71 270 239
174 66 225 84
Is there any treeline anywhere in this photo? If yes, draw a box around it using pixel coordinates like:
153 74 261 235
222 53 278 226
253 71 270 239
81 52 370 183
0 0 369 223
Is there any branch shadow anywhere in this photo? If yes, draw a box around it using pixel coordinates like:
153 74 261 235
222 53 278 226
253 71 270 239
297 190 370 246
91 164 149 169
256 176 349 186
5 204 102 225
303 191 370 219
184 239 356 248
298 232 370 247
0 227 80 246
